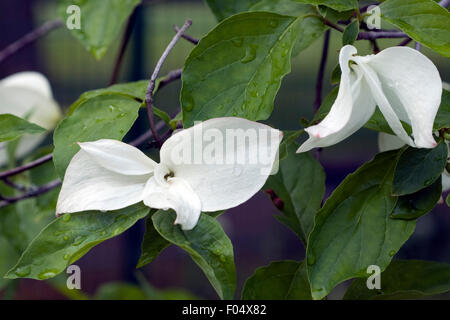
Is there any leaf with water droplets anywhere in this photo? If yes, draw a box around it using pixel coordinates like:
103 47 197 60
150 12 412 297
242 260 312 299
307 151 416 300
0 114 45 143
181 11 325 127
152 210 236 300
53 94 141 178
4 204 150 280
58 0 140 59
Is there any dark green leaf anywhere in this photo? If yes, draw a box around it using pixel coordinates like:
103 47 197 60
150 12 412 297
330 64 341 85
393 141 448 196
294 0 358 12
380 0 450 57
59 0 140 59
137 214 171 268
264 140 325 243
53 94 141 178
307 151 416 300
242 260 312 299
391 177 442 220
344 260 450 299
152 210 236 300
95 283 147 300
0 114 45 142
342 19 359 45
434 89 450 130
181 12 323 127
4 204 149 280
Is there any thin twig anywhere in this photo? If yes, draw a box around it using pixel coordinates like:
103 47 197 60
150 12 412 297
108 9 138 85
145 19 192 144
0 19 64 65
173 25 199 45
324 19 344 33
157 68 182 91
357 30 407 40
370 39 380 53
2 178 27 192
398 38 412 47
0 179 61 208
314 30 330 113
0 154 53 180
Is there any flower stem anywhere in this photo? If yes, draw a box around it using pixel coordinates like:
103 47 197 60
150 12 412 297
174 25 199 45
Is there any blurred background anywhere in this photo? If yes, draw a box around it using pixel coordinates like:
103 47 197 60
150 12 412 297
0 0 449 299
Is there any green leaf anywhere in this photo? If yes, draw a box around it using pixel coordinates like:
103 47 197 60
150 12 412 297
392 141 448 196
5 204 150 280
264 140 325 243
181 12 323 127
380 0 450 57
330 64 341 85
344 260 450 299
68 80 148 115
0 114 45 142
152 210 236 300
307 151 416 300
53 94 141 178
59 0 140 59
94 283 148 300
342 19 359 45
294 0 358 12
242 260 312 299
137 214 171 269
434 89 450 130
391 177 442 220
446 193 450 206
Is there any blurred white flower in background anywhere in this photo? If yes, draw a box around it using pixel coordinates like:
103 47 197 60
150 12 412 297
0 72 62 166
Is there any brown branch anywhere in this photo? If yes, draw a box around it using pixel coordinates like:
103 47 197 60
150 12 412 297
0 179 61 208
314 30 330 113
145 19 192 144
0 19 64 65
173 25 199 45
108 9 138 85
0 154 53 180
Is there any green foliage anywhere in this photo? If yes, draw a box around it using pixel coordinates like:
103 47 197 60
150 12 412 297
0 114 45 142
137 213 171 268
242 260 312 299
307 151 416 300
342 19 359 45
4 204 150 280
434 89 450 130
264 139 325 244
152 210 236 300
181 12 323 127
294 0 358 12
344 260 450 299
391 177 442 220
380 0 450 57
53 94 141 178
392 141 448 196
58 0 141 59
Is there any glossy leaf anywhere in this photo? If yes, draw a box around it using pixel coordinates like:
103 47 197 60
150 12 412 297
392 141 448 196
4 204 150 280
307 151 416 300
380 0 450 57
264 140 325 243
242 260 311 299
344 260 450 299
342 19 359 45
181 12 323 127
391 177 442 220
53 94 141 177
434 89 450 130
59 0 140 59
0 114 45 142
152 210 236 300
137 213 171 268
294 0 358 12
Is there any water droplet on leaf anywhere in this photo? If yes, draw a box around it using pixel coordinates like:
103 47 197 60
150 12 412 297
241 45 257 64
15 266 31 277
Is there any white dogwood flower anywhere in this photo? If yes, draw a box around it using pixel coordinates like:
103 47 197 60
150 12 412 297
56 117 283 230
0 72 62 165
378 132 449 192
297 45 442 153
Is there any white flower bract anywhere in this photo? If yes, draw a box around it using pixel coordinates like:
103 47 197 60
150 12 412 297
297 45 442 153
0 72 62 165
56 117 283 230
